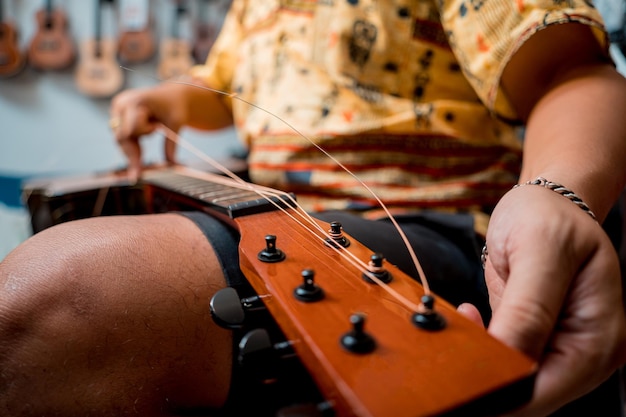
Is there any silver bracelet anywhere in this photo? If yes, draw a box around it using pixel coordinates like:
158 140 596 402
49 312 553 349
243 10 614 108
481 176 597 269
513 177 597 221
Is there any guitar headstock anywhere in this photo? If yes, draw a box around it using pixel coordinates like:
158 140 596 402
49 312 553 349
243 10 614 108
235 209 537 417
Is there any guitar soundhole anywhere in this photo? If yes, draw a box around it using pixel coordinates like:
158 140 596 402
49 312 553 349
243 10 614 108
38 39 60 51
90 67 108 79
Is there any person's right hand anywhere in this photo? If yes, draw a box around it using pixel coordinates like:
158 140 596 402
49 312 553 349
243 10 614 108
110 85 188 181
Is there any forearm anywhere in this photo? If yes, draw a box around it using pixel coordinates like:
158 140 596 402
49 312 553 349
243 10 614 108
520 64 626 222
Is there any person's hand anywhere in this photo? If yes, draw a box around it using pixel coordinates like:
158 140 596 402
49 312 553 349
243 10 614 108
463 184 626 416
109 85 188 180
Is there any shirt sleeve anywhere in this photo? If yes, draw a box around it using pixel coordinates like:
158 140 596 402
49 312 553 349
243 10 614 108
188 0 246 111
439 0 609 120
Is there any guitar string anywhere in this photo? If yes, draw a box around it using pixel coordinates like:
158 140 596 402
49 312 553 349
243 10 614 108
159 128 423 313
120 67 432 297
73 66 434 314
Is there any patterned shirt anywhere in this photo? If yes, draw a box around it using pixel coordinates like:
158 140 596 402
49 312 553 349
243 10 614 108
190 0 607 235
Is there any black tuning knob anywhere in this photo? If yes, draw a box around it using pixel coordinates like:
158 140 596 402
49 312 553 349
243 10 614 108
340 313 376 354
362 252 393 284
238 328 295 381
210 287 266 329
258 234 286 263
294 269 325 302
412 294 446 331
325 221 350 248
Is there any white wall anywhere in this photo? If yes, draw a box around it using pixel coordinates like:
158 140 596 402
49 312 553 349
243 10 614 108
0 0 239 258
1 0 238 177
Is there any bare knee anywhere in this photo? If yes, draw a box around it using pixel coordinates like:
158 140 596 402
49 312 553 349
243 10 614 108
0 214 233 416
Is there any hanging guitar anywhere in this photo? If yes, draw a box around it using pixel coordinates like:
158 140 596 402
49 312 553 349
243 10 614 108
191 0 217 64
27 0 76 71
158 0 194 80
75 0 124 98
117 0 156 64
0 0 25 78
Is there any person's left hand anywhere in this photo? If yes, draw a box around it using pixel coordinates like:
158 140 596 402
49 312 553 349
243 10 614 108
460 184 626 416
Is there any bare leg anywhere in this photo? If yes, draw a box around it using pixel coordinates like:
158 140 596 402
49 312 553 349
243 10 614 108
0 213 232 416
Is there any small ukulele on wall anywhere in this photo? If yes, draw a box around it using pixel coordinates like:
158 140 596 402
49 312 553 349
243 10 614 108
158 0 194 80
0 0 25 78
75 0 124 98
118 0 156 64
192 0 217 64
27 0 76 71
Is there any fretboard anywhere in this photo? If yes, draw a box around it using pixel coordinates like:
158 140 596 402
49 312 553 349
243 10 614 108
142 168 295 219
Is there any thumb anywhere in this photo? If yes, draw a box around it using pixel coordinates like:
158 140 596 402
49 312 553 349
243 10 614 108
457 303 485 328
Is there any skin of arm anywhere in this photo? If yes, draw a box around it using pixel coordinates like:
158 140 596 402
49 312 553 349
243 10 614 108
110 80 234 180
468 22 626 416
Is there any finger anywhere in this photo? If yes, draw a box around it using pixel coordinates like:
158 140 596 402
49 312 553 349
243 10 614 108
117 136 142 182
487 241 571 360
484 195 577 358
163 132 177 165
456 303 484 328
507 243 625 417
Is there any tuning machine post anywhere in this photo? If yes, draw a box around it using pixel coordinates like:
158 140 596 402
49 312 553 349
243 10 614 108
210 287 267 329
238 328 296 382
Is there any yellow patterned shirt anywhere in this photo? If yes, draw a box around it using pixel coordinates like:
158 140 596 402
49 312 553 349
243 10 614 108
190 0 607 235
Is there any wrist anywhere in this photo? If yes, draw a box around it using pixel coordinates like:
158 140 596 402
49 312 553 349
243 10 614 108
514 177 597 222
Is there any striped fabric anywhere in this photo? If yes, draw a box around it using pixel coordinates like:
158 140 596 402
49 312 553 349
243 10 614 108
190 0 607 235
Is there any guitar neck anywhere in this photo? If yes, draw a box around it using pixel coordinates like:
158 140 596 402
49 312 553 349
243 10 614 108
141 168 294 220
94 0 114 53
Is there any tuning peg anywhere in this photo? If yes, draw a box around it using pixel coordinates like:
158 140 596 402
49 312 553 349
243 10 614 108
325 221 350 248
258 234 286 262
412 294 446 331
340 313 376 354
362 252 393 284
238 328 295 381
294 269 325 302
210 287 266 329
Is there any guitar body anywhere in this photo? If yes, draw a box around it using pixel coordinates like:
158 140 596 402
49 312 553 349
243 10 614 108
0 21 25 78
28 8 76 71
118 27 156 64
157 38 194 79
192 23 215 64
75 39 124 98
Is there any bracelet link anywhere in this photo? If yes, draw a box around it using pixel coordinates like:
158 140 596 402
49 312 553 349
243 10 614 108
514 177 597 221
